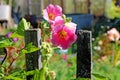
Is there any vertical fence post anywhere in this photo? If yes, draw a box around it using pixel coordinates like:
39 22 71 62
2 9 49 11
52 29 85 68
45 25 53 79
77 30 92 79
25 29 42 80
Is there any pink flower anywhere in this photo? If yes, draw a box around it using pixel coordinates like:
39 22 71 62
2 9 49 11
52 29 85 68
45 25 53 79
107 28 120 41
51 24 77 49
65 22 77 33
43 4 62 23
13 38 18 42
62 54 67 61
51 16 64 29
6 32 13 38
6 32 18 42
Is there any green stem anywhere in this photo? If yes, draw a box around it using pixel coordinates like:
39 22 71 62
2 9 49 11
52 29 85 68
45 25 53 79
112 43 115 64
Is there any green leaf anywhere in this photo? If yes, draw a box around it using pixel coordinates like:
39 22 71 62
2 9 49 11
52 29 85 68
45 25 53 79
39 67 46 80
10 70 24 76
11 18 30 38
33 69 40 80
0 39 13 48
11 32 23 38
46 73 52 80
92 72 107 79
24 43 40 53
0 72 4 77
4 75 22 80
19 43 40 56
66 17 72 22
25 70 35 76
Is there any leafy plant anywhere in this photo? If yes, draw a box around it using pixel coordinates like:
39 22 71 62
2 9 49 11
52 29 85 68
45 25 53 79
0 3 78 80
92 26 120 80
0 18 40 79
105 0 120 19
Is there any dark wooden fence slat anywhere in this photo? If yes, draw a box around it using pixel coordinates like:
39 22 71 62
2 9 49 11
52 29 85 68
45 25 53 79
25 29 42 80
77 30 92 79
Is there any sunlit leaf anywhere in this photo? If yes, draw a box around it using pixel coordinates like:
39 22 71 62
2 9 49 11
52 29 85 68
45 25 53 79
0 72 4 77
0 39 13 48
25 70 35 76
113 51 120 66
19 43 40 56
33 69 40 80
92 72 107 79
5 75 22 80
11 18 30 38
10 70 24 76
11 32 23 38
39 67 46 80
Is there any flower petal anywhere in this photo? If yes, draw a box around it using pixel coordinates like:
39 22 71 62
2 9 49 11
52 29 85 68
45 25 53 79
43 4 62 23
52 25 77 49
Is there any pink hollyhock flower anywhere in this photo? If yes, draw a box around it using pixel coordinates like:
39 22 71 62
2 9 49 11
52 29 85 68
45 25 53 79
65 22 77 33
43 4 62 23
52 24 77 49
51 16 64 29
107 28 120 41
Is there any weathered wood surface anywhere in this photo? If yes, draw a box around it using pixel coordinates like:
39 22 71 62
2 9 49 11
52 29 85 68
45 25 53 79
25 29 42 80
77 30 92 79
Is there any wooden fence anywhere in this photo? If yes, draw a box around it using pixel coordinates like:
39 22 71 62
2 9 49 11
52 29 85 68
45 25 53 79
25 29 92 79
25 29 42 79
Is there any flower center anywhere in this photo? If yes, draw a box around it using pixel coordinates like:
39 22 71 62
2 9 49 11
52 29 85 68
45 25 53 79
48 13 55 20
58 30 67 39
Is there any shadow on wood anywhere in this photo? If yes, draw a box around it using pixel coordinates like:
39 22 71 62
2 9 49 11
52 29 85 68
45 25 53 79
25 29 42 80
77 30 92 79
